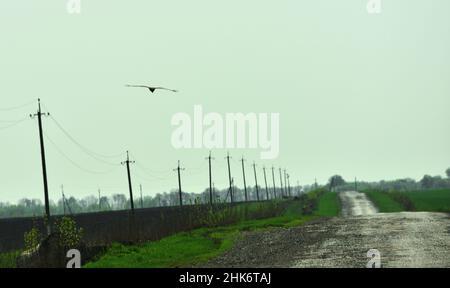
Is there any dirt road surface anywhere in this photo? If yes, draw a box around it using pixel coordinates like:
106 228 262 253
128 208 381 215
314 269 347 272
202 191 450 268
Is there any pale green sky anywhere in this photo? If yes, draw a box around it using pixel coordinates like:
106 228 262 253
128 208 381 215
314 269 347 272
1 0 449 202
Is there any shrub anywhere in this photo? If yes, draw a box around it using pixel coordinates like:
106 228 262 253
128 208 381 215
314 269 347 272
24 227 41 253
55 216 84 248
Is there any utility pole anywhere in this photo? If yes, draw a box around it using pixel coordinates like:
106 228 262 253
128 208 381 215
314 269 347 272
206 151 214 205
240 156 248 201
30 99 51 235
279 168 284 198
355 177 357 192
231 177 235 202
225 152 233 203
263 166 269 200
297 181 300 196
173 160 185 206
252 162 260 201
61 185 66 215
121 151 135 214
287 173 291 197
271 166 277 199
284 169 288 197
140 184 144 209
98 188 101 211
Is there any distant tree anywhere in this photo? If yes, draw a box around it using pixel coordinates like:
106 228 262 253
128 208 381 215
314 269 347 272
99 196 110 210
329 175 345 186
112 194 127 210
420 175 434 189
446 167 450 179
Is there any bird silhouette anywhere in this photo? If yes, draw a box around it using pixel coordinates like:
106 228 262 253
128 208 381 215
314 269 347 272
125 85 178 93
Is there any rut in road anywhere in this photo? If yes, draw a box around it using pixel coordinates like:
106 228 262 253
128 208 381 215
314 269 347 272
201 191 450 268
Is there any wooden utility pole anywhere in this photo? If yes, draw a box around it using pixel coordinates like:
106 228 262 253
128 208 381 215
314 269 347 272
263 166 269 200
225 152 233 203
271 166 277 199
206 151 214 205
30 99 51 235
121 151 135 213
98 188 101 211
240 157 248 201
279 168 284 197
173 160 185 206
287 173 291 197
284 169 288 197
61 185 66 215
140 184 144 208
252 162 260 201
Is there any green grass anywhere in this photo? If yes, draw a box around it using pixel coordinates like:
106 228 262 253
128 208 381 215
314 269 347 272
314 192 340 217
364 190 405 212
85 201 316 268
364 189 450 213
0 250 21 268
404 189 450 212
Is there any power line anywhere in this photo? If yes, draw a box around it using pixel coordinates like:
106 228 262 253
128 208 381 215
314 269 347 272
128 152 173 175
0 99 36 112
49 114 124 165
44 132 118 175
133 166 172 182
0 118 29 131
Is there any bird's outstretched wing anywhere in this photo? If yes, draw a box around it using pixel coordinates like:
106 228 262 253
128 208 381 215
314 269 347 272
154 87 178 93
125 85 149 88
125 85 178 93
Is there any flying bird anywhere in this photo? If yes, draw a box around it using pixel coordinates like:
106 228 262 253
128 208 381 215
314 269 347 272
125 85 178 93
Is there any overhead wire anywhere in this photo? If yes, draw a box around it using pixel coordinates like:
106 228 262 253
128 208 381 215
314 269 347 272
48 114 124 166
44 132 119 175
0 99 37 112
0 117 30 131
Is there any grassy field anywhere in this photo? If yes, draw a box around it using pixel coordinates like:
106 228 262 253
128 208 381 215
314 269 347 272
404 189 450 212
314 192 340 217
85 200 316 268
364 189 450 213
364 190 405 212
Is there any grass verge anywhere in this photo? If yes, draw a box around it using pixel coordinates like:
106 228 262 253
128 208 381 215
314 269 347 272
314 191 340 217
0 250 21 268
364 190 405 212
85 200 316 268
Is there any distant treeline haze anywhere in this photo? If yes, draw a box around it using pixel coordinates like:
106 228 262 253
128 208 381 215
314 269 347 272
1 168 449 218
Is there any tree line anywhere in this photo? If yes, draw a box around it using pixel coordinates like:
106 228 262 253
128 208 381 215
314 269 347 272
328 167 450 192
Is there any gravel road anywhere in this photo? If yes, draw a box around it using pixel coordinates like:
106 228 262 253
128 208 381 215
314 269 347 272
201 191 450 268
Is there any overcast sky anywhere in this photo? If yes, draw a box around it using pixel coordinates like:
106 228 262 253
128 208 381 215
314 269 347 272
1 0 449 203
